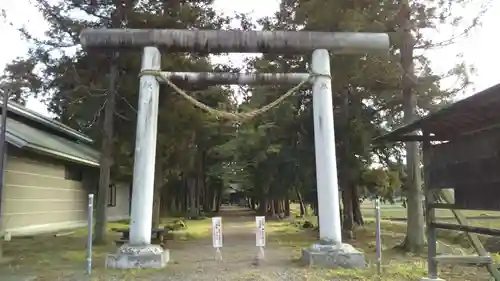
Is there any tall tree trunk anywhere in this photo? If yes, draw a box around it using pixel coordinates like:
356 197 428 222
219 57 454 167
311 190 318 216
295 186 306 216
340 87 354 238
160 178 170 216
212 189 217 211
180 174 187 213
196 150 205 213
194 180 200 212
250 197 256 210
204 184 212 213
258 195 267 216
399 1 426 252
188 176 197 218
214 185 222 213
341 187 354 239
94 54 117 244
273 199 279 216
352 187 364 225
284 195 290 217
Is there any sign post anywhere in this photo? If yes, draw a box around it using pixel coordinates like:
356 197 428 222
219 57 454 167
212 217 223 261
375 198 382 274
86 193 94 275
255 216 266 262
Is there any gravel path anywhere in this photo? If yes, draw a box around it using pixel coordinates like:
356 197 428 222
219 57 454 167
145 206 319 281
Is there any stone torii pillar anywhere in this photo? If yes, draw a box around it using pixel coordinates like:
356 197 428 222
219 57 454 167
80 29 389 269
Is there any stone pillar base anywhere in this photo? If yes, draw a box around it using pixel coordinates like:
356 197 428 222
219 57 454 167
300 243 365 268
105 244 169 269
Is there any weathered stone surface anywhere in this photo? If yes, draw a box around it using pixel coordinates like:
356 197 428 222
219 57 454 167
300 243 365 268
106 244 169 269
419 278 446 281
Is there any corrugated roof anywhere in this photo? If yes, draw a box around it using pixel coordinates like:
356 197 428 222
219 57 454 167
376 83 500 142
5 116 99 167
2 100 93 144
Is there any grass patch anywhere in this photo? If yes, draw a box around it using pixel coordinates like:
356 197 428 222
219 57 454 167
360 200 500 223
167 217 212 240
262 217 430 280
283 217 492 280
0 215 212 279
324 261 427 281
284 204 496 280
360 203 500 251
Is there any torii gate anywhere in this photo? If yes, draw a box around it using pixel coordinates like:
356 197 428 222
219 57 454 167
79 29 389 269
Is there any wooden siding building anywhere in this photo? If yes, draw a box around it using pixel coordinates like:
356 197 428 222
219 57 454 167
376 83 500 279
0 101 131 236
378 83 500 210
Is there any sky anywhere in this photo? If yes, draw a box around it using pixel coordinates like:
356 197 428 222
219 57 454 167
0 0 498 117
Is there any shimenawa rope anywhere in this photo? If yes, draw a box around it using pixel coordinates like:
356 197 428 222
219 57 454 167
139 70 319 121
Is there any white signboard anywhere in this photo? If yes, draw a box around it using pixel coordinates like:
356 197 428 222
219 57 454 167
255 216 266 247
212 217 223 248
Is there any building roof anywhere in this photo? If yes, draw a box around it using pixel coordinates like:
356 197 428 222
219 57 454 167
6 117 100 167
376 83 500 142
1 100 93 144
1 100 100 167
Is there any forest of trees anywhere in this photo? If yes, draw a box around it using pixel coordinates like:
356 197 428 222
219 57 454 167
0 0 486 253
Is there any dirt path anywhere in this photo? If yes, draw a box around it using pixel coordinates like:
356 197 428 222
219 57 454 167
146 205 320 280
